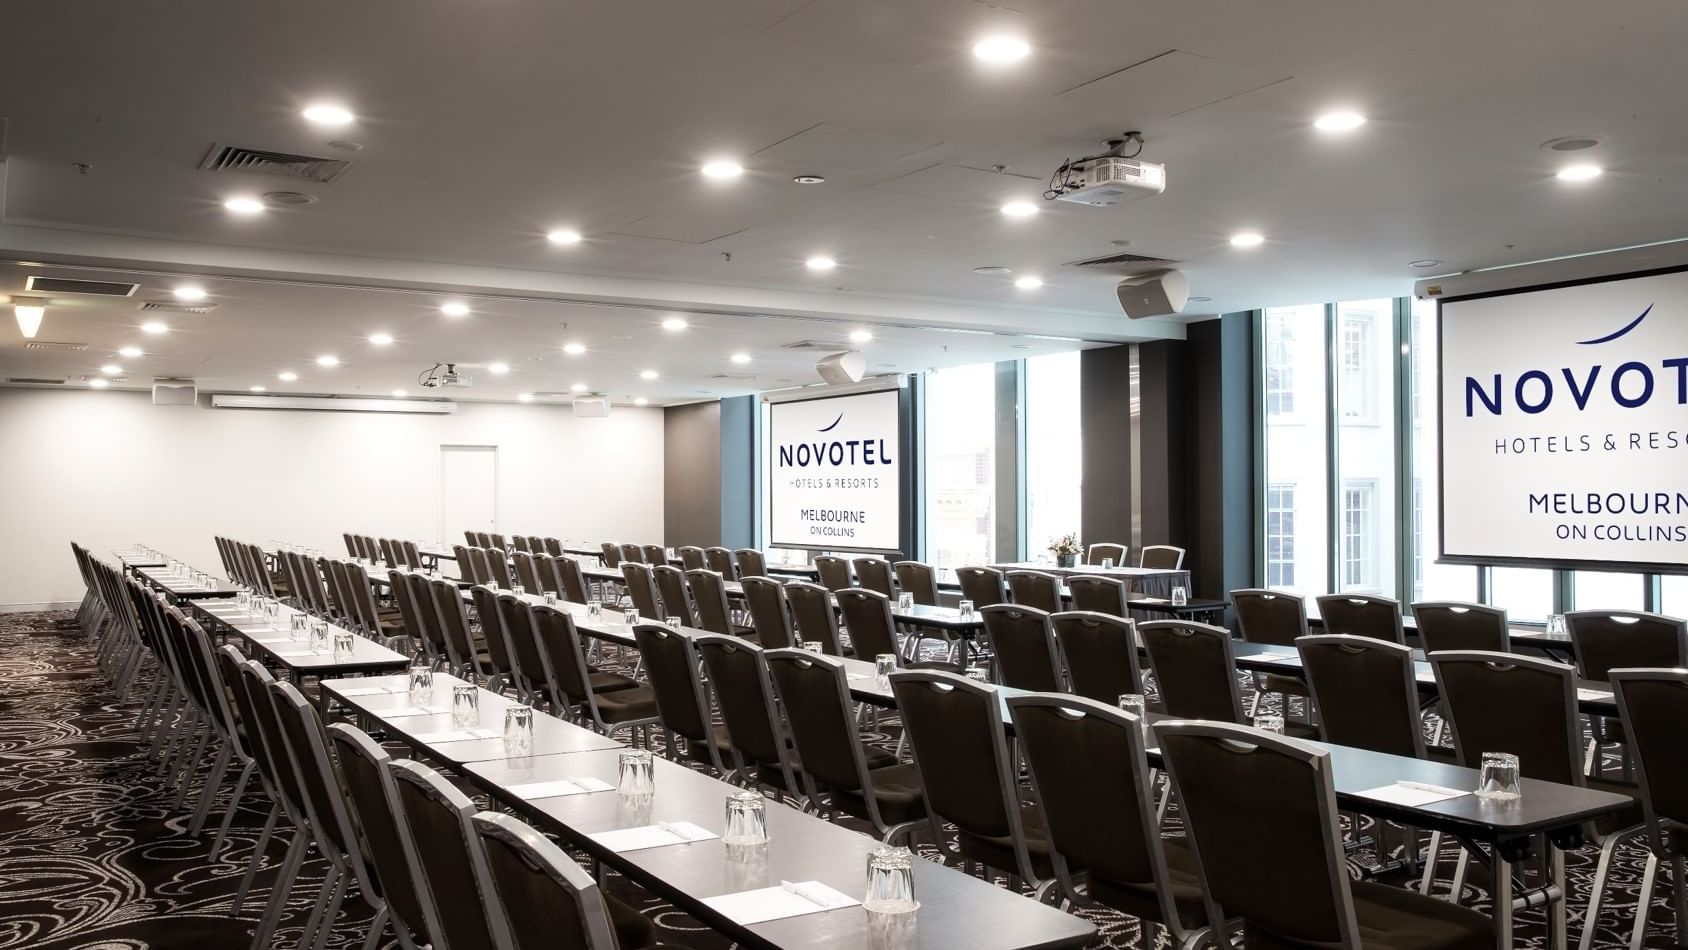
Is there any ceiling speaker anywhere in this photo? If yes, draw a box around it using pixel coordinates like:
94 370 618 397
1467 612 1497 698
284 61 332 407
152 381 197 406
572 396 610 417
1115 269 1189 318
816 350 865 385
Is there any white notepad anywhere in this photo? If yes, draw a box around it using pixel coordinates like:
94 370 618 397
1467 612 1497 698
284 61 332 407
1356 782 1468 807
249 637 290 645
379 705 449 718
589 822 719 852
508 777 615 800
703 881 861 925
1576 688 1614 702
271 650 319 658
1253 652 1301 664
408 727 500 744
334 685 403 697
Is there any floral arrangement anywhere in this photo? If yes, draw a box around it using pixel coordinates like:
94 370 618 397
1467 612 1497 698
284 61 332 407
1048 533 1082 557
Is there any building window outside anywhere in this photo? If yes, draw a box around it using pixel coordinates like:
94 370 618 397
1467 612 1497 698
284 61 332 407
1025 351 1082 561
1341 480 1376 590
1266 483 1297 588
1261 305 1330 596
924 362 996 575
1265 312 1296 416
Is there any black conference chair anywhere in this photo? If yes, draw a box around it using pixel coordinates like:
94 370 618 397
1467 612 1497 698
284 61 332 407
1139 545 1186 570
1413 601 1512 654
1233 588 1315 720
1602 668 1688 948
980 603 1063 691
696 633 801 794
1315 593 1406 645
955 566 1008 608
553 556 591 604
814 555 853 592
599 541 622 568
675 545 707 571
836 587 901 662
893 560 940 606
704 546 738 579
620 562 664 621
641 543 667 568
1297 634 1425 759
471 811 650 950
1051 610 1143 704
734 548 767 579
326 723 441 950
1067 574 1130 616
740 575 797 650
686 568 753 639
632 623 730 774
388 759 509 950
1141 620 1316 736
851 557 895 599
787 581 846 656
1087 542 1129 566
652 564 695 627
531 604 653 743
1006 570 1062 613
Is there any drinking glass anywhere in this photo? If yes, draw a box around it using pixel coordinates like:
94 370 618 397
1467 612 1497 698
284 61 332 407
964 667 990 683
1477 752 1522 801
1253 712 1285 735
1170 586 1189 607
513 583 526 598
503 705 534 756
451 685 480 729
587 600 603 620
1117 693 1152 744
1545 614 1568 637
1100 557 1115 570
408 661 434 706
310 619 331 653
803 640 825 654
332 631 355 661
864 846 917 914
290 613 308 641
617 749 655 795
723 790 768 845
264 601 281 626
875 653 897 690
624 607 640 626
896 592 914 611
544 591 558 606
957 599 975 621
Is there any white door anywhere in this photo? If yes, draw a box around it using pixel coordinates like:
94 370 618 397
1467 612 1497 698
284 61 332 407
440 445 498 542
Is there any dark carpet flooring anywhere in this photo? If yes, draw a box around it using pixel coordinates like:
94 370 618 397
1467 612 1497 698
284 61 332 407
0 609 1678 948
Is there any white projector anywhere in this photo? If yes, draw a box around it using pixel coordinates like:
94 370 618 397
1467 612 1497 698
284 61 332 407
1053 157 1167 207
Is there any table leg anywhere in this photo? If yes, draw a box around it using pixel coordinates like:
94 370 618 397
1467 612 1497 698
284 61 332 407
1493 849 1514 950
1549 842 1566 950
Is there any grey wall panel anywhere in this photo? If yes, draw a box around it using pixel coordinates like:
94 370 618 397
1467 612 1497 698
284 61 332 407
663 401 722 546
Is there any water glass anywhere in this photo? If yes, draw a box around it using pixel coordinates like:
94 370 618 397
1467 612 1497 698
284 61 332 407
451 685 480 729
875 653 897 690
624 607 640 626
618 749 655 795
587 600 603 620
1253 712 1285 735
1118 693 1152 744
513 583 526 597
803 640 825 654
332 631 355 661
1170 586 1189 607
263 601 280 626
864 846 917 914
1100 557 1115 570
1546 614 1567 637
723 790 768 845
544 591 559 606
408 661 434 706
964 666 990 683
503 705 534 756
1477 752 1522 801
896 592 914 611
310 619 331 653
957 599 975 621
290 613 308 641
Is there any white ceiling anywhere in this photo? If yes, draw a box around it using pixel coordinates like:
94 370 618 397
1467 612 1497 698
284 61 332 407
2 0 1686 400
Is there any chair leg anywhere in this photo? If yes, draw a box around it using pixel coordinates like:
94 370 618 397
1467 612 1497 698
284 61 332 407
212 762 258 859
1449 847 1471 904
250 831 308 949
297 864 341 950
1629 851 1659 950
361 906 390 950
189 744 233 835
310 866 350 950
1579 830 1628 950
1673 854 1687 948
1419 831 1443 894
233 804 282 914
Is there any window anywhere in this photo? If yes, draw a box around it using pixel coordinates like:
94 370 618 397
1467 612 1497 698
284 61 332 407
924 362 996 574
1264 312 1296 416
1571 571 1646 612
1024 351 1081 561
1663 575 1688 614
1408 298 1477 603
1335 299 1396 595
1265 483 1296 588
1488 567 1554 623
1341 480 1376 590
1339 314 1374 421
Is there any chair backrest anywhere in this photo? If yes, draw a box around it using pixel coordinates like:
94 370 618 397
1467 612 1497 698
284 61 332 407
1314 593 1404 645
469 584 517 679
1566 610 1688 682
1066 574 1129 616
1429 650 1581 784
528 553 561 597
387 568 429 651
891 670 1035 881
695 634 790 780
552 556 590 603
1086 542 1128 566
512 551 544 595
1610 668 1688 841
786 581 844 655
642 543 667 567
470 811 619 950
542 537 563 557
620 562 664 620
464 547 493 586
813 555 853 592
388 759 506 950
464 530 482 547
734 548 767 579
219 647 283 799
349 533 365 557
530 604 595 711
235 658 308 818
835 587 899 660
619 542 644 565
892 561 940 606
1139 545 1186 570
631 624 722 769
267 679 372 887
955 566 1007 608
676 546 706 571
1140 620 1246 723
1006 570 1062 613
431 577 483 676
400 539 423 570
642 564 689 625
489 533 508 551
740 576 796 650
1297 634 1424 758
1233 588 1310 647
1051 611 1142 702
326 723 440 948
484 547 512 590
512 535 531 553
599 541 621 568
379 537 400 566
765 650 879 800
495 592 547 700
704 546 737 578
399 571 447 663
981 604 1063 691
851 557 895 598
1412 601 1511 654
685 569 736 636
1155 721 1359 948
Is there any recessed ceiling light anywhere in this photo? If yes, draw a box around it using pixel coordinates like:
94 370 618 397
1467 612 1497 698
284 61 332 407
316 355 339 367
701 160 744 180
488 362 510 375
1014 276 1044 290
730 352 751 364
634 397 649 406
973 266 1012 276
392 389 408 398
118 346 143 358
368 332 394 346
662 317 688 332
1409 259 1443 269
1542 135 1601 152
972 35 1031 63
1313 110 1367 132
1230 231 1265 248
792 175 826 185
517 392 534 403
141 321 169 335
250 385 267 393
1000 201 1039 218
849 329 874 343
278 371 298 382
439 301 470 318
640 369 659 380
805 256 837 271
100 364 122 375
301 103 355 126
1556 163 1603 182
570 382 588 393
546 229 583 245
562 341 586 355
88 378 109 389
223 196 265 215
173 284 208 302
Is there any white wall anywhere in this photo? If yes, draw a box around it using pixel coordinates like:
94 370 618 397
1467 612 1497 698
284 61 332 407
0 388 664 607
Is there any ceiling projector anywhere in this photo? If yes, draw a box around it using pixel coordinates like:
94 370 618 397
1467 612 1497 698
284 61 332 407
418 363 472 389
1052 157 1167 206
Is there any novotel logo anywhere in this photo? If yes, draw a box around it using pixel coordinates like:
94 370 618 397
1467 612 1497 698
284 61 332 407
1464 304 1688 416
777 412 895 467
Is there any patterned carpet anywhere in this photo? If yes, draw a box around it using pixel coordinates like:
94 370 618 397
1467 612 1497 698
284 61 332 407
0 608 1678 949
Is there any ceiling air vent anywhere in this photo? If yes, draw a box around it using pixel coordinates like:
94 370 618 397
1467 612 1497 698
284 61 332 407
23 276 139 297
198 143 354 183
1064 251 1180 277
23 340 88 351
140 300 218 314
706 373 756 381
7 377 67 385
781 339 849 351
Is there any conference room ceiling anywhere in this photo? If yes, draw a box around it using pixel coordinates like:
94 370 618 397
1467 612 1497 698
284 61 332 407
2 0 1686 400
